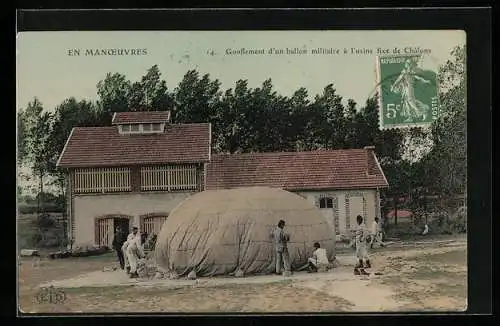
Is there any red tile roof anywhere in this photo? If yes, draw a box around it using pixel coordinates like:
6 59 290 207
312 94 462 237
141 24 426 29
56 123 210 168
111 111 171 124
206 149 389 191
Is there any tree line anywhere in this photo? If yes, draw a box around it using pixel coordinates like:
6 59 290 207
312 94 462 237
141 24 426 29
17 46 466 226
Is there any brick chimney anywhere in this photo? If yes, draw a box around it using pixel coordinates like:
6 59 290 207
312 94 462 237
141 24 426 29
364 146 377 175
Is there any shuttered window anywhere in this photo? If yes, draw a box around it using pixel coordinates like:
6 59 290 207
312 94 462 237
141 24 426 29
140 164 198 191
73 167 131 194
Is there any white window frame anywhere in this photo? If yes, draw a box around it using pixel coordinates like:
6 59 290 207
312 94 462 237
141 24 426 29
119 123 165 135
130 124 140 132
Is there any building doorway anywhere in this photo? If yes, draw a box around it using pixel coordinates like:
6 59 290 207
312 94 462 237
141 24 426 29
95 215 132 247
114 218 130 235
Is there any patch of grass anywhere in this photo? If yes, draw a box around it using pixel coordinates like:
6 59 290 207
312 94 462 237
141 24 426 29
413 249 467 266
55 279 355 312
60 285 136 295
378 259 467 311
412 268 466 281
62 278 295 297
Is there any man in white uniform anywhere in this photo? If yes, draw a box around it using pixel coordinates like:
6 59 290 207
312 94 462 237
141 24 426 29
126 229 146 278
122 226 139 274
307 242 330 273
354 215 370 275
370 217 385 249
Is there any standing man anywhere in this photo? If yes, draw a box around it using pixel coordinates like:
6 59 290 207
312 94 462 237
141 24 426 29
270 219 291 276
354 215 371 275
370 217 386 249
422 223 429 235
126 230 146 278
122 226 139 274
112 226 127 270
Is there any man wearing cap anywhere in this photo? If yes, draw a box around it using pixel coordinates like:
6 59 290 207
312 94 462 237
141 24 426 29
112 226 127 270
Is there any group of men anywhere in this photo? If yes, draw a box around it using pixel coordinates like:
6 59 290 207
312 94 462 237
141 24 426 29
111 226 147 278
270 219 332 275
111 216 384 278
270 215 386 277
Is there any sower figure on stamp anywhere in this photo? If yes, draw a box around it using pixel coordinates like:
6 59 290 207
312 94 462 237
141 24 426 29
354 215 371 276
270 219 291 276
112 226 127 270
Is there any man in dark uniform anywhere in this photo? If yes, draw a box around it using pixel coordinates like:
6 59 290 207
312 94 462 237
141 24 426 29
270 219 291 276
112 226 127 270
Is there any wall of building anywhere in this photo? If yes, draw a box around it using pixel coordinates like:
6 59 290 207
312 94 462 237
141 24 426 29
294 188 380 239
72 191 194 246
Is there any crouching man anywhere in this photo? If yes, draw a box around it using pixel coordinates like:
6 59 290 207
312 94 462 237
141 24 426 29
307 242 330 273
354 215 371 276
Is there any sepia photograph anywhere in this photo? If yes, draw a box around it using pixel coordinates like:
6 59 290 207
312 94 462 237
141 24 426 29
17 28 467 313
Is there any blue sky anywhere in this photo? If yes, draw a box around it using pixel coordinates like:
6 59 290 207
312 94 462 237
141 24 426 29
16 30 465 112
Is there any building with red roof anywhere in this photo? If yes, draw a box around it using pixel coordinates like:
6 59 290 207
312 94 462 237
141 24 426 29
57 111 388 247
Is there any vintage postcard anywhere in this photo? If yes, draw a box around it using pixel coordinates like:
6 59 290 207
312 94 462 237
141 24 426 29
17 29 467 314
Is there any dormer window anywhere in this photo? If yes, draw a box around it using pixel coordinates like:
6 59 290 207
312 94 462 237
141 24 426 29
112 111 171 135
119 123 165 135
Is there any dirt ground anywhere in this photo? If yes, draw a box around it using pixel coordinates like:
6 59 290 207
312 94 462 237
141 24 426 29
18 237 467 313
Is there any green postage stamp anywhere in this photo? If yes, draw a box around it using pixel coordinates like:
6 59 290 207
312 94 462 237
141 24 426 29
376 54 440 129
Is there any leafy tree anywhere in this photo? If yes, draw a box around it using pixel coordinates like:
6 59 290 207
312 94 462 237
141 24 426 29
315 84 348 149
46 98 98 196
214 80 252 153
287 87 311 151
246 79 292 152
174 70 221 123
354 96 405 160
96 66 174 124
129 65 174 111
382 45 466 226
96 72 132 122
424 45 467 216
22 98 53 216
17 110 27 163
